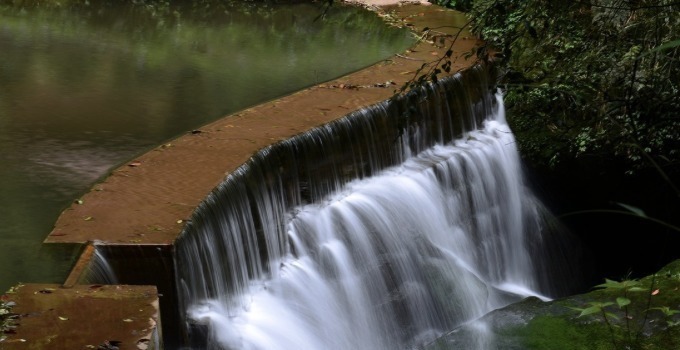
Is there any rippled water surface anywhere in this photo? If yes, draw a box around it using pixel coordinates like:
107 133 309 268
0 1 415 290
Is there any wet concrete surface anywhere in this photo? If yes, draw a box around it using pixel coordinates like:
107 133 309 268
1 284 160 350
44 3 479 246
25 3 480 349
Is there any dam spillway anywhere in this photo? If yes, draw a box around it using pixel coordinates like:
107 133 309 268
174 66 572 348
1 3 576 349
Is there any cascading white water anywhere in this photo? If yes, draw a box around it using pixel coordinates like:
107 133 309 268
83 243 119 285
175 66 572 349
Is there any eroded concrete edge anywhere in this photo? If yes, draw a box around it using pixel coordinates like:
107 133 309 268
44 2 478 247
1 284 161 350
6 2 479 349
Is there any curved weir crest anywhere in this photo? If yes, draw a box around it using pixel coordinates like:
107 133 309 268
174 66 569 349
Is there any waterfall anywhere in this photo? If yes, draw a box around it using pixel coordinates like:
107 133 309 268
78 243 119 285
174 65 571 349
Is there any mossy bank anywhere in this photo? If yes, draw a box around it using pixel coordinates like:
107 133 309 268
427 259 680 350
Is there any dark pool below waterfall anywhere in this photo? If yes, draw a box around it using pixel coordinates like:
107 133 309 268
0 1 417 291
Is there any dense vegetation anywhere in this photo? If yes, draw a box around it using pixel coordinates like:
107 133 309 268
420 0 680 286
425 260 680 350
461 0 679 178
432 0 678 176
10 0 677 177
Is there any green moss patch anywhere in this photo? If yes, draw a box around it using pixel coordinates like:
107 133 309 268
426 260 680 350
517 260 680 350
508 316 611 350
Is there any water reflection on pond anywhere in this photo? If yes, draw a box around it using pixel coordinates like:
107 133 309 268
0 1 415 291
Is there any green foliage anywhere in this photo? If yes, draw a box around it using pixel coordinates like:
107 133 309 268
0 285 21 343
468 0 680 174
651 306 680 328
570 275 680 349
482 261 680 350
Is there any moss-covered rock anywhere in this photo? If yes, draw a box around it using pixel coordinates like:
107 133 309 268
426 260 680 350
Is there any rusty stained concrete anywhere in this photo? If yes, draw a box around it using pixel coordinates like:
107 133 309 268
1 284 160 350
44 2 480 247
8 3 482 349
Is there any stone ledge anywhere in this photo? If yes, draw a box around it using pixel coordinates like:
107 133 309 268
44 3 478 246
427 260 680 350
1 284 160 350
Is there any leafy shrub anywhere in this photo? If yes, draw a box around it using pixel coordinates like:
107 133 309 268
468 0 680 174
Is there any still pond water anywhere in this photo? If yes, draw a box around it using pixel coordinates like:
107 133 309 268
0 1 415 291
